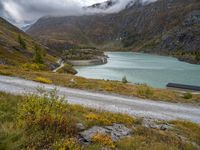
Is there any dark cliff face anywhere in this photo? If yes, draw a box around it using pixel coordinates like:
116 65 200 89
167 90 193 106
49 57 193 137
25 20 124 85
27 0 200 55
156 10 200 52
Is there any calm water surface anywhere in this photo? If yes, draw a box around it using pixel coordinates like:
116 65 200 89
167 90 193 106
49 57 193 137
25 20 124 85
75 52 200 88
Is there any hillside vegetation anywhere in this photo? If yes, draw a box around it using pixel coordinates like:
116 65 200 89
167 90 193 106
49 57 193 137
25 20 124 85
0 91 199 150
0 17 56 70
0 17 79 74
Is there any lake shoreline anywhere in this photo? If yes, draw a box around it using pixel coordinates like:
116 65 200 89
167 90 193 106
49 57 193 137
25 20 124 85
67 56 108 66
75 52 200 88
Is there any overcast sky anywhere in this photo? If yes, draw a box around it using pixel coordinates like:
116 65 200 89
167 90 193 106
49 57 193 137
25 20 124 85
0 0 98 24
0 0 156 27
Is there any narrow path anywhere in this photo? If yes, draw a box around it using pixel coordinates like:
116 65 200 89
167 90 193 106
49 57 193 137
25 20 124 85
53 59 65 72
0 75 199 123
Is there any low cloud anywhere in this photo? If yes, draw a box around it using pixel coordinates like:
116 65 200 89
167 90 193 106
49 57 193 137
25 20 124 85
0 0 86 25
0 0 157 27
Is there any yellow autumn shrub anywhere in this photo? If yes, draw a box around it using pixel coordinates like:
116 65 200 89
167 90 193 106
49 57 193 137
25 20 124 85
92 133 115 149
52 138 82 150
85 113 112 126
22 63 46 71
34 77 52 84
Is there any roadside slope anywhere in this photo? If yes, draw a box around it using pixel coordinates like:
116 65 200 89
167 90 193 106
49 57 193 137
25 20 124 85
0 75 199 123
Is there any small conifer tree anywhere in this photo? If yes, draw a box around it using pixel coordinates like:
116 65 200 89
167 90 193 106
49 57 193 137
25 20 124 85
122 76 128 84
18 35 27 49
34 45 44 64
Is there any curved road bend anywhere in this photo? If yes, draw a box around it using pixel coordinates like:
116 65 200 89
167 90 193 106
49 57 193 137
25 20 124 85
0 75 199 124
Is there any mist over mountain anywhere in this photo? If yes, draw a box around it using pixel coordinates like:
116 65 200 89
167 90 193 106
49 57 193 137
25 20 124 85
0 0 157 27
85 0 157 13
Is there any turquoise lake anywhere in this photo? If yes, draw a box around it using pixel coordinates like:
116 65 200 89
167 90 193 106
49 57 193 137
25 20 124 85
75 52 200 88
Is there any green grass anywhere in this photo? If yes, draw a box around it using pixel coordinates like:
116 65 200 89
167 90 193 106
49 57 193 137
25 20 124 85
0 91 199 150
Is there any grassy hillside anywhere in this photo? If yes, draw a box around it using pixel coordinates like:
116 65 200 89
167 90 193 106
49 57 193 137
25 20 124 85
0 17 56 69
0 91 199 149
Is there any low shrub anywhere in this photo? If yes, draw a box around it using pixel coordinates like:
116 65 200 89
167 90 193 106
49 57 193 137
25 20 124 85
0 71 12 76
183 92 193 99
85 112 135 127
85 113 112 126
52 138 82 150
22 63 46 71
92 133 115 149
34 77 52 84
17 89 78 148
122 76 128 84
136 85 154 98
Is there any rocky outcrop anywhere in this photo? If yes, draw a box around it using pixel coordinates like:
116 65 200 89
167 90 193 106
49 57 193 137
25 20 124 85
155 10 200 53
79 124 132 143
142 118 173 131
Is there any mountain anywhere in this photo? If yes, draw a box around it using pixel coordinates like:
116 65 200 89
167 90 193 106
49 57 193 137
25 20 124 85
0 17 56 68
85 0 119 10
21 21 36 31
27 0 200 63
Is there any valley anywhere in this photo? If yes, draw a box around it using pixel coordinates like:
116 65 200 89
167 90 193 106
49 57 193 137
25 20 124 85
0 0 200 149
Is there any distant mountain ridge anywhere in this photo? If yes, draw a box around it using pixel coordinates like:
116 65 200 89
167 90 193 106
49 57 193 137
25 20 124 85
27 0 200 64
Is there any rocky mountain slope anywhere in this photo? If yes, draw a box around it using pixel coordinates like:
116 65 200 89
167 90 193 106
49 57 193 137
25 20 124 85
0 17 57 69
27 0 200 63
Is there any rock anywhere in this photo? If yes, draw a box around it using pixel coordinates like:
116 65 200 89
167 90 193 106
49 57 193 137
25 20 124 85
70 78 75 83
183 10 200 26
76 123 86 131
160 124 172 131
79 124 132 143
105 124 132 141
0 59 6 65
142 118 172 131
80 126 108 143
50 63 60 70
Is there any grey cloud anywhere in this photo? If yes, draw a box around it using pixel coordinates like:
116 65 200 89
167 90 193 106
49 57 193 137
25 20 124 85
0 0 157 27
0 0 84 24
